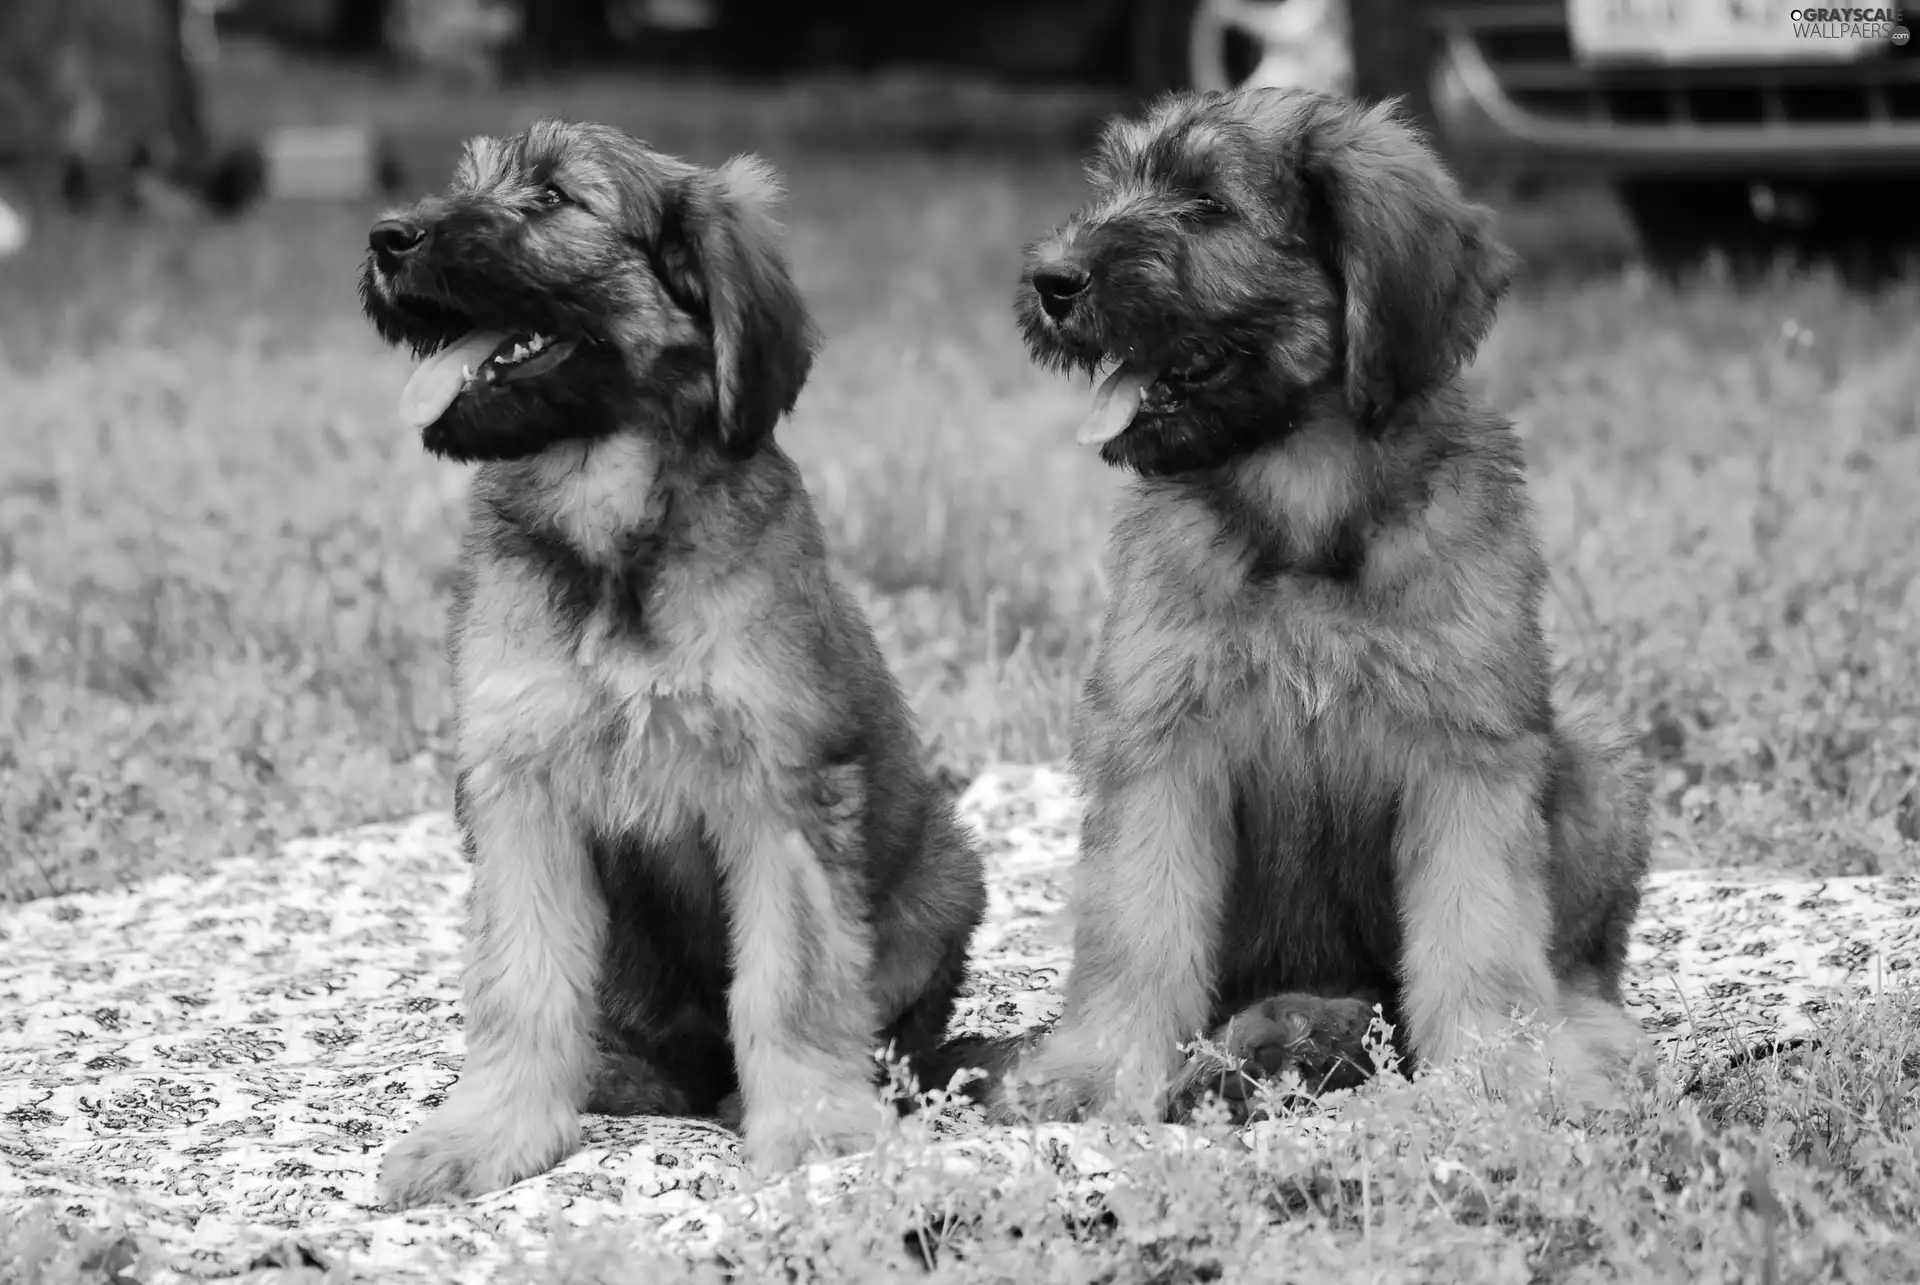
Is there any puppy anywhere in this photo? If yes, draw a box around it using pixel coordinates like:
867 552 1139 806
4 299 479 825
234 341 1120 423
995 88 1652 1122
358 120 987 1205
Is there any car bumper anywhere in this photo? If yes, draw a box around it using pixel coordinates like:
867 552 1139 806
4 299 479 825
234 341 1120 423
1429 2 1920 177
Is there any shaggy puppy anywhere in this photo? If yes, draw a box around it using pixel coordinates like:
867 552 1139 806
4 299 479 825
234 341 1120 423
359 120 986 1206
996 87 1652 1122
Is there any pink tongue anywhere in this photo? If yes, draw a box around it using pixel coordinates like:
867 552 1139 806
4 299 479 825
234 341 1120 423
1077 363 1158 446
398 330 508 430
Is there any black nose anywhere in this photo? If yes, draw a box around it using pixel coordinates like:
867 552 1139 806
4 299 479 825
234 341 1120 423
1031 264 1091 320
369 218 427 265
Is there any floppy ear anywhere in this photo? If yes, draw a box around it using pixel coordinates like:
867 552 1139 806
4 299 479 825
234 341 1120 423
1298 98 1515 429
663 156 818 455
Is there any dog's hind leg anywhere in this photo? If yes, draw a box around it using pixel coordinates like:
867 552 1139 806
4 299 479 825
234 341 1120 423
872 918 979 1104
378 761 607 1207
585 1042 696 1118
1169 990 1389 1120
1541 688 1655 1085
1545 687 1653 1004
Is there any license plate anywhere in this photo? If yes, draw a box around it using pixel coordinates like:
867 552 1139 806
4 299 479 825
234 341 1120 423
1566 0 1887 65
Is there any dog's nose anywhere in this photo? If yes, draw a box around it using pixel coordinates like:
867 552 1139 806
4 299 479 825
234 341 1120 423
1031 264 1091 320
369 218 428 264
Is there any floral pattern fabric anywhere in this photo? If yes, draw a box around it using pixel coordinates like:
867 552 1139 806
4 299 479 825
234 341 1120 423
2 764 1916 1282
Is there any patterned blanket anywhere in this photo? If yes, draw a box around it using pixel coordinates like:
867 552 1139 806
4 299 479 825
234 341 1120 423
3 764 1916 1282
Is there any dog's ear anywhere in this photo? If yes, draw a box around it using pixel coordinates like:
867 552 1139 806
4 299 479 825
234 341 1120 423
1296 98 1515 428
661 157 818 456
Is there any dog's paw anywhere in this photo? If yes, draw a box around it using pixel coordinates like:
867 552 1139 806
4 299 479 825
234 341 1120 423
1186 993 1382 1114
740 1097 878 1175
1498 1033 1619 1116
1538 1004 1645 1115
1421 996 1643 1117
988 1040 1116 1125
585 1049 694 1118
378 1098 575 1209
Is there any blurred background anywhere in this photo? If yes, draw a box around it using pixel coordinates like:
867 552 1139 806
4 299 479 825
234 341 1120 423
2 0 1916 265
2 2 1916 898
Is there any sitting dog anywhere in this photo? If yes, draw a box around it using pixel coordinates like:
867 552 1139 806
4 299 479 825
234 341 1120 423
994 87 1652 1121
359 121 987 1206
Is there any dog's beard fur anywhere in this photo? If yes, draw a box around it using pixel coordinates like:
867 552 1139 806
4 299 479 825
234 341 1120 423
359 121 811 463
993 89 1652 1125
361 122 989 1208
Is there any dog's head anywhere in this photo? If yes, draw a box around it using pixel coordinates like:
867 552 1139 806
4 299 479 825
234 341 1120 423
359 120 816 463
1017 88 1514 476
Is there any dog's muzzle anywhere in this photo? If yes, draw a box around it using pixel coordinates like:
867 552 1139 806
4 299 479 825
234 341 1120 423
369 217 429 277
360 210 585 432
1031 264 1091 321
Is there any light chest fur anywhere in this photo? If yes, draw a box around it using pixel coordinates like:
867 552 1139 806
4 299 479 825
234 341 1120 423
451 434 794 843
1089 420 1547 790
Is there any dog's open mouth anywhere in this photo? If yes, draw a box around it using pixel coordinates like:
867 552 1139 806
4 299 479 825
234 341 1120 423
398 328 583 430
1077 349 1233 447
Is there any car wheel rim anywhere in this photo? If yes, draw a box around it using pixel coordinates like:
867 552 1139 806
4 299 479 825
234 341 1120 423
1186 0 1353 96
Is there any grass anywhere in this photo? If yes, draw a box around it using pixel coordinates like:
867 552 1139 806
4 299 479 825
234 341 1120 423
2 41 1918 1283
543 1002 1920 1285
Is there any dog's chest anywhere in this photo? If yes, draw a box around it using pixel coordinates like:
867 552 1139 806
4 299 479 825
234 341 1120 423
460 605 725 742
455 545 759 833
1129 573 1369 726
535 434 669 566
1121 496 1449 729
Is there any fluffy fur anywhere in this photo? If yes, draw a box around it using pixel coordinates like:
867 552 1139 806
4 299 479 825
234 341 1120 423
359 121 986 1206
990 87 1652 1122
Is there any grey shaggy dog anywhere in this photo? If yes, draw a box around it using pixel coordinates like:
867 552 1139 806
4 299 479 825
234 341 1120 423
990 87 1653 1123
358 121 987 1206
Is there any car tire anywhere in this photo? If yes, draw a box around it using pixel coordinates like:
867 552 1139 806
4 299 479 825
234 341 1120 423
1127 0 1358 99
1346 0 1439 136
1619 177 1920 284
1127 0 1202 98
1783 176 1920 287
1615 179 1764 276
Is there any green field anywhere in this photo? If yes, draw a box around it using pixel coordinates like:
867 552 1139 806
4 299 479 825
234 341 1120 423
3 49 1917 1283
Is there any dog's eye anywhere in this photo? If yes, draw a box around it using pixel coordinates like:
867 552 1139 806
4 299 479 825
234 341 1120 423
1191 193 1231 218
535 184 570 209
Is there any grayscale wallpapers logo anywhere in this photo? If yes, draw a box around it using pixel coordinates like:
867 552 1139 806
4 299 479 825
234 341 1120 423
1788 7 1911 43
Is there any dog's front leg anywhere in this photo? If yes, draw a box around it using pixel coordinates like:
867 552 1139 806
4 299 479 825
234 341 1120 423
996 736 1233 1124
379 762 606 1207
1395 741 1621 1109
713 807 884 1174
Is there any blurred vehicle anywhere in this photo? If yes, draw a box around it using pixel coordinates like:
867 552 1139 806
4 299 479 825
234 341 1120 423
1426 1 1920 261
1129 0 1440 135
593 0 1375 98
213 0 1424 111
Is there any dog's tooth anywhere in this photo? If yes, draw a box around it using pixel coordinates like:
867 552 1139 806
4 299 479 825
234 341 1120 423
461 364 476 384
